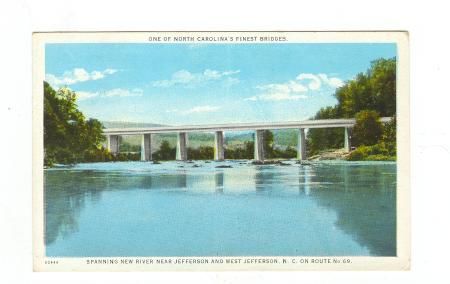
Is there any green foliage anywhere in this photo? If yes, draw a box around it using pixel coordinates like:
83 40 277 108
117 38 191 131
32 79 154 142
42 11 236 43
153 140 176 160
307 106 344 155
347 144 396 161
263 130 275 159
82 147 113 162
307 57 397 157
352 110 383 146
334 57 396 117
119 141 141 152
114 152 140 161
187 146 214 160
273 129 297 146
225 141 254 159
44 82 106 166
382 116 396 144
224 131 297 160
347 116 397 161
273 146 297 159
262 130 298 159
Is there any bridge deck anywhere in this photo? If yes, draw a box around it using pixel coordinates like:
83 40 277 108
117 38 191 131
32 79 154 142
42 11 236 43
103 117 391 135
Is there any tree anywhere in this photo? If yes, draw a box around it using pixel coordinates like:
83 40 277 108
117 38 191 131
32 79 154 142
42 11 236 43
307 106 344 155
381 116 396 144
369 58 397 116
352 110 383 146
44 82 106 165
153 140 176 160
380 116 396 157
307 57 396 155
334 58 396 118
187 146 214 160
263 130 275 159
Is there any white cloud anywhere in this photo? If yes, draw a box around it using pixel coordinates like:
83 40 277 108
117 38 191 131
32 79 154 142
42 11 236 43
223 77 240 87
248 81 308 101
244 96 258 101
219 70 241 77
103 88 143 97
74 88 143 100
253 93 307 101
182 105 221 114
173 70 196 83
152 69 240 87
45 68 118 87
76 91 100 100
257 83 289 93
247 73 344 102
317 73 344 88
203 69 222 79
296 73 322 90
296 73 344 89
104 68 118 75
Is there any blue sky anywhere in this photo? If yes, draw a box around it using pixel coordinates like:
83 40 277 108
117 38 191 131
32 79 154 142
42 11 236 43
45 43 396 125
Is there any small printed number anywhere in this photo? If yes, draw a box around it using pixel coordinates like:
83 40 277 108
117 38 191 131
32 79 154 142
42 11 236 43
45 260 59 265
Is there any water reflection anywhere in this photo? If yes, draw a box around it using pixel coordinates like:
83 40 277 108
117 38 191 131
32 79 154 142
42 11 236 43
214 172 224 193
45 170 189 245
254 169 275 192
305 164 397 256
298 166 312 195
45 162 396 256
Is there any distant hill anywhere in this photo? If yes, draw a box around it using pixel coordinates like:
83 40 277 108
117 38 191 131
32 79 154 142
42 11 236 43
101 121 299 149
273 129 298 147
102 121 166 129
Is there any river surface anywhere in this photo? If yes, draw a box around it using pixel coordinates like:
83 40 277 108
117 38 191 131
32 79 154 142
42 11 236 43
44 160 396 257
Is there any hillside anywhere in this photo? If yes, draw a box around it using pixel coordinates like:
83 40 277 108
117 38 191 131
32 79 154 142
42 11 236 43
102 121 299 150
102 121 166 128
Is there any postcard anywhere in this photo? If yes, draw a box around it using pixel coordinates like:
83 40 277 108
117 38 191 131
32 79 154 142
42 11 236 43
32 31 410 271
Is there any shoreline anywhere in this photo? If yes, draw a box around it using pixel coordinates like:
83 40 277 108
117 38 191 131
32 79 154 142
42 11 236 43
44 159 397 170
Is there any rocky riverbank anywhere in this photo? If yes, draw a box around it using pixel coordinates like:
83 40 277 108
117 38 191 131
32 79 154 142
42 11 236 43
307 148 351 161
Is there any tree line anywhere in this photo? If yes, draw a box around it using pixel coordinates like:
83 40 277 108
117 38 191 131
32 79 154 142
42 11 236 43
152 131 297 161
44 57 397 165
44 81 296 166
44 82 108 166
307 57 397 160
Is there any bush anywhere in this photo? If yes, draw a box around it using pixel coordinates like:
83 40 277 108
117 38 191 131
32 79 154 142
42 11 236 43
273 146 297 159
153 140 176 160
347 149 366 161
347 143 396 161
225 141 254 159
188 146 214 160
352 110 383 146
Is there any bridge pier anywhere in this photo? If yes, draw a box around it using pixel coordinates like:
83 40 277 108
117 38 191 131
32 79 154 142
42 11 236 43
344 127 352 152
297 128 307 161
140 134 152 161
176 132 188 161
107 135 120 155
254 130 265 161
214 131 224 160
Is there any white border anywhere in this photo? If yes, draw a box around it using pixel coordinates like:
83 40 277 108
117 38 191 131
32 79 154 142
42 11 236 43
32 31 409 272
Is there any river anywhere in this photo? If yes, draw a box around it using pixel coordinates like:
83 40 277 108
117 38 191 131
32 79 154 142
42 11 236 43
44 160 396 257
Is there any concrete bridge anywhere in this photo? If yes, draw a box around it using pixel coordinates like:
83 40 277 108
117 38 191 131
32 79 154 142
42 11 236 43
103 117 391 161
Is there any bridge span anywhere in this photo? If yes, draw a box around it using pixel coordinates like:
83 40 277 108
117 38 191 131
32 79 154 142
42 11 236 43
103 117 391 161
